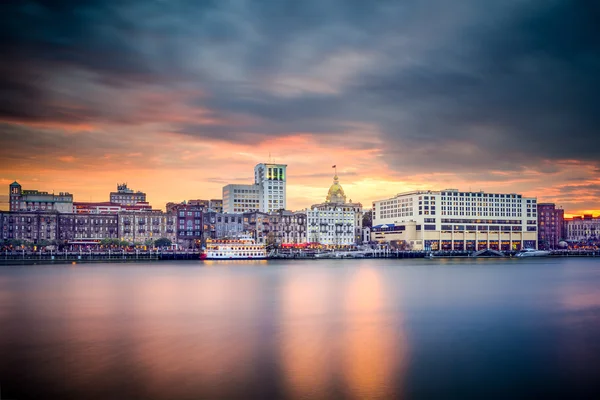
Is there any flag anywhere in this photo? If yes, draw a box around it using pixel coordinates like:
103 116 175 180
332 165 336 168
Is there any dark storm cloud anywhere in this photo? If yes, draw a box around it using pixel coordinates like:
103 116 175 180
1 0 599 173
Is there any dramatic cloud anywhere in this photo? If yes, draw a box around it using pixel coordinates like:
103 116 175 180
0 0 599 214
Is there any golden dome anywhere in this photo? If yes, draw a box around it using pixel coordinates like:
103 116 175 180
326 174 347 204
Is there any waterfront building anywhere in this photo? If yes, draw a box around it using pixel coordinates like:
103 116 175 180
110 183 146 206
311 173 363 244
537 203 565 249
222 163 287 213
57 214 118 243
565 215 599 243
118 211 176 245
215 213 244 238
168 203 204 247
305 207 356 246
1 211 58 244
242 211 270 243
371 189 538 251
242 210 306 245
9 181 73 213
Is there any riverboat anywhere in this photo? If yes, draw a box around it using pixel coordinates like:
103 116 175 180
200 235 267 260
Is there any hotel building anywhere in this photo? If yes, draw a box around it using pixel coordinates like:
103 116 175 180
222 163 287 213
110 183 146 206
9 181 73 213
371 189 538 251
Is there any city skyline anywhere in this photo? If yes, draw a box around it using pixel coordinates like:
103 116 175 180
1 1 599 216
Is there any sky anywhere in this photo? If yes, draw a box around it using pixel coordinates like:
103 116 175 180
1 0 599 216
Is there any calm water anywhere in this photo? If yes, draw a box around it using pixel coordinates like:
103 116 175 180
1 258 600 399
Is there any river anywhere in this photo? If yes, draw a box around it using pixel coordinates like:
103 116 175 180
1 258 600 399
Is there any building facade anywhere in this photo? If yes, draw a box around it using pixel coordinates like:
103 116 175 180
57 214 119 243
170 204 204 247
305 207 356 246
537 203 565 249
565 215 599 243
311 173 363 244
110 183 146 206
254 163 287 212
371 189 538 251
9 181 73 213
73 201 154 214
222 163 287 213
1 212 58 243
222 184 261 213
118 211 176 245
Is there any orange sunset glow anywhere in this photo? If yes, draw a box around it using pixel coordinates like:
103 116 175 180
1 1 599 217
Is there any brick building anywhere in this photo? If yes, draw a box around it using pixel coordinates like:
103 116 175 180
537 203 565 249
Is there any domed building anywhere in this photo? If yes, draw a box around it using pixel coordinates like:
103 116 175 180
326 174 347 204
307 171 364 245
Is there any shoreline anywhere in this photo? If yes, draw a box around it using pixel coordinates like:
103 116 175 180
0 249 598 265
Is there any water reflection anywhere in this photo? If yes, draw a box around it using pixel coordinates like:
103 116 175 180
279 265 407 399
1 259 600 399
340 267 407 399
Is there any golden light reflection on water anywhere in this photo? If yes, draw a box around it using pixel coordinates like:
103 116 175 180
341 267 407 399
280 266 408 399
280 271 340 399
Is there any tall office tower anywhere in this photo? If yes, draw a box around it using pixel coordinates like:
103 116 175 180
254 163 287 213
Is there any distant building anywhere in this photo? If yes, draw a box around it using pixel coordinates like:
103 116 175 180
311 173 363 244
243 210 306 245
223 184 261 213
209 199 223 213
73 201 153 214
118 211 176 245
371 189 538 251
56 214 119 243
254 163 287 212
1 211 59 243
9 181 73 213
110 183 146 206
565 215 599 243
223 163 287 213
168 203 204 247
186 199 223 213
537 203 564 249
305 207 356 246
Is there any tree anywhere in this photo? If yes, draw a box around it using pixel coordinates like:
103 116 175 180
120 240 131 247
144 238 155 248
154 238 172 248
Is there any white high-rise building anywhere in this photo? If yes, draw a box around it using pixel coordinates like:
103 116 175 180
371 189 538 251
254 163 287 213
222 163 287 213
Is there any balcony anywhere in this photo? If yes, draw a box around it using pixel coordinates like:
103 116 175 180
124 221 131 225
